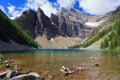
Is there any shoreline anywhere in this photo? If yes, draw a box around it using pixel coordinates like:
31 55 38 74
0 40 36 53
1 48 103 54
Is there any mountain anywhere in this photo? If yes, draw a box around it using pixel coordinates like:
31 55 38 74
36 8 61 39
50 8 93 38
16 7 112 39
0 6 118 50
16 8 97 39
70 6 120 50
0 9 37 52
15 8 61 39
15 7 117 49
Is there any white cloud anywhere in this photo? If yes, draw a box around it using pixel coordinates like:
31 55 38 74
6 0 120 19
7 4 22 19
7 4 15 13
24 0 58 17
40 2 58 17
6 0 58 19
57 0 77 8
0 5 5 12
79 0 120 15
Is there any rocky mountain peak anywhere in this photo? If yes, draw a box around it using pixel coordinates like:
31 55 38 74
22 9 36 16
59 7 68 14
16 8 60 39
57 8 88 24
36 7 51 27
17 8 108 39
69 8 78 14
50 8 92 38
37 8 45 17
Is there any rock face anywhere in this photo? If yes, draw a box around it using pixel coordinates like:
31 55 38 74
16 9 37 38
35 8 60 39
16 8 60 39
50 8 92 38
15 8 93 39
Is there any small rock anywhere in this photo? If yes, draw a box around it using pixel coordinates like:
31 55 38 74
60 66 74 76
48 75 53 79
95 63 100 67
0 59 2 62
4 60 8 63
29 72 40 78
6 64 10 68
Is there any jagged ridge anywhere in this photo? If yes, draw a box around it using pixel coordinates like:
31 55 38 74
15 8 94 39
15 8 62 39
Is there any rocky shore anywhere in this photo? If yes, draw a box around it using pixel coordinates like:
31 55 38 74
0 56 41 80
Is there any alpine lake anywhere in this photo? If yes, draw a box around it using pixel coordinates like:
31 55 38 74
1 49 120 80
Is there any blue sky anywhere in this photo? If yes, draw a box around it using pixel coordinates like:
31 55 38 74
0 0 120 19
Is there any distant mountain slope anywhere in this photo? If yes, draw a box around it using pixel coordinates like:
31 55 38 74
70 6 120 50
91 9 120 36
0 9 37 52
